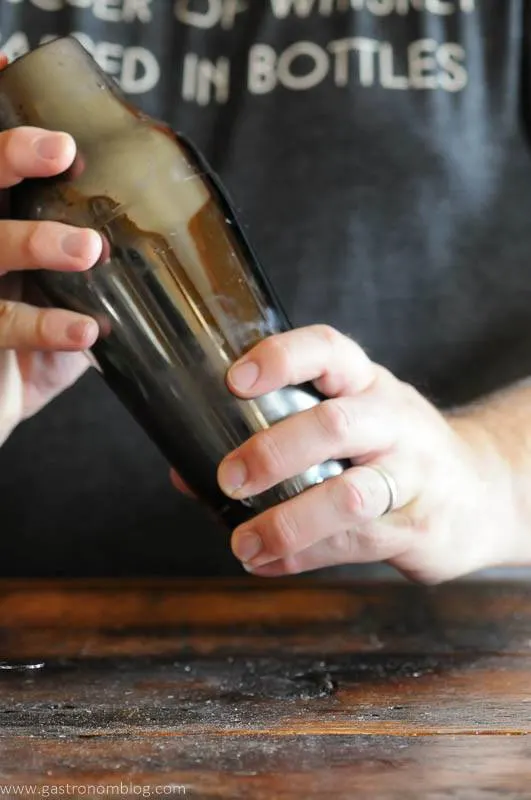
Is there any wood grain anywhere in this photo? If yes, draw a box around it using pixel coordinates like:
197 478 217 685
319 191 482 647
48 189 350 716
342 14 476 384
0 579 530 798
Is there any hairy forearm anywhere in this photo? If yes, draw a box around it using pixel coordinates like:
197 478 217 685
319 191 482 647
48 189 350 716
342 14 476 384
447 379 531 566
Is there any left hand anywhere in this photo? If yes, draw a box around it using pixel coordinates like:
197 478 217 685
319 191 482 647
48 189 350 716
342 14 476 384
212 325 516 584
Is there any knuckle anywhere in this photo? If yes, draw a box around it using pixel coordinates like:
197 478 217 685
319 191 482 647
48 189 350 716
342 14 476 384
265 335 292 381
1 129 20 165
251 429 286 480
0 298 15 330
313 323 340 346
315 399 351 441
25 222 46 263
327 530 354 560
0 298 16 340
34 307 51 347
0 298 15 321
267 506 300 557
333 473 365 517
0 129 26 181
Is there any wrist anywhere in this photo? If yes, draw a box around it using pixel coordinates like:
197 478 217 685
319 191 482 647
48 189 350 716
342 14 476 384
446 409 531 568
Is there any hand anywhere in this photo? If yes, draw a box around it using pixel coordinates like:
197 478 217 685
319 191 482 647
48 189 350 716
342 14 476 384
0 120 102 445
213 325 515 584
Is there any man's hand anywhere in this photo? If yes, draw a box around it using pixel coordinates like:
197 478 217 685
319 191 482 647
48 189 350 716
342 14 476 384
0 122 102 445
212 325 526 583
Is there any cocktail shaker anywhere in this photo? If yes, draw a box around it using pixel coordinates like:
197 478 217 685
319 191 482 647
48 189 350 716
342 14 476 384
0 37 345 529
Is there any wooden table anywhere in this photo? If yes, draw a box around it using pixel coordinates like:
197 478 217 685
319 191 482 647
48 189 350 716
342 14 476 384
0 578 531 798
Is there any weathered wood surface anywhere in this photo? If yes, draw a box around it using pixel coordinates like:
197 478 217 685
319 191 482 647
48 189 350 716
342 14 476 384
0 578 530 799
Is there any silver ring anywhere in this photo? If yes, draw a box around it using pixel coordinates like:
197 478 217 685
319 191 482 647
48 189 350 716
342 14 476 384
366 464 400 516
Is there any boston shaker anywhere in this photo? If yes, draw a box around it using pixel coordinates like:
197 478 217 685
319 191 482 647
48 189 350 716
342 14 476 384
0 37 345 529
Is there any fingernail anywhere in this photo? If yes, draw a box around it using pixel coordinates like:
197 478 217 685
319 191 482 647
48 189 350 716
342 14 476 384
67 319 98 345
35 133 70 160
229 360 260 391
61 231 89 259
233 531 263 563
218 458 248 495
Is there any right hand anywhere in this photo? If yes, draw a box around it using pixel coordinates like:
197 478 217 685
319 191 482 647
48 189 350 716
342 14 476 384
0 122 102 446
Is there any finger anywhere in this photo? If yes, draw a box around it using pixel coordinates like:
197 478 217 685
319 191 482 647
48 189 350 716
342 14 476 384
0 221 102 274
230 461 417 571
0 127 76 188
169 468 196 498
248 522 415 577
227 325 377 399
218 394 397 499
0 300 99 351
